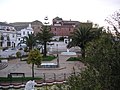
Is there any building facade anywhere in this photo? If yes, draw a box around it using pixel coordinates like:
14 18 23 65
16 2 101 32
51 17 80 37
0 22 17 47
31 20 43 35
16 24 34 47
0 22 34 48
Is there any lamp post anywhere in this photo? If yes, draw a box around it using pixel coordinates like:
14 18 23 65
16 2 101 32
56 44 59 67
43 16 49 56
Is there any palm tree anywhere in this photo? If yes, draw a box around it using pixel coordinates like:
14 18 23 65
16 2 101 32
23 34 36 51
67 24 102 59
37 25 54 57
27 49 42 79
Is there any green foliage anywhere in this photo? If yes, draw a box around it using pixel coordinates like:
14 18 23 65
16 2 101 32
67 67 101 90
37 25 54 57
85 32 120 89
27 49 42 78
67 31 120 90
0 77 42 83
67 57 80 61
42 55 56 61
67 24 102 58
24 47 29 52
16 51 21 58
37 25 54 42
24 34 36 51
27 49 42 65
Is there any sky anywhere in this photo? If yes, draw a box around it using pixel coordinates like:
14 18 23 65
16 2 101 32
0 0 119 26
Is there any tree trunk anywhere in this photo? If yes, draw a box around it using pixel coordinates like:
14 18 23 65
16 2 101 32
20 55 22 61
43 42 47 57
32 63 34 79
29 46 32 51
81 47 85 59
20 57 22 61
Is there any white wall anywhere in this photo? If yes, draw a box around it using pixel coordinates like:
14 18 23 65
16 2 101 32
21 24 34 38
1 31 17 47
0 24 34 48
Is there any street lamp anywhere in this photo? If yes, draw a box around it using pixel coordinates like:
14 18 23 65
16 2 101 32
56 44 59 67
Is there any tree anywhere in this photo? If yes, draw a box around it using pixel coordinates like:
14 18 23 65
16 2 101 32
67 31 120 90
23 34 36 51
67 66 101 90
27 49 42 79
67 23 102 59
37 25 54 57
105 9 120 36
85 31 120 90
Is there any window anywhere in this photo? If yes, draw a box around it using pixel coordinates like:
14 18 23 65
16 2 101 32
69 28 71 31
12 34 14 38
23 31 25 35
7 36 10 41
27 31 29 35
18 38 20 41
55 28 56 31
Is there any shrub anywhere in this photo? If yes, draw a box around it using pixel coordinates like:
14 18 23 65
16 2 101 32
67 57 80 61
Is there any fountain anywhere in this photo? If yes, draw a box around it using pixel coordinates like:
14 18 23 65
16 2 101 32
25 80 37 90
61 49 76 55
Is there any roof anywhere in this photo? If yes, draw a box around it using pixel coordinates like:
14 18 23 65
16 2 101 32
31 20 43 25
10 22 30 31
0 22 13 27
63 21 80 25
53 17 63 20
10 20 43 31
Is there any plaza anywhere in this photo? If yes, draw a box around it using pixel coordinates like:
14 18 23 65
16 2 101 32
0 42 84 81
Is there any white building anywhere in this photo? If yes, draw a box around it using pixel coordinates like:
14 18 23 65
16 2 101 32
0 22 34 48
0 22 17 47
16 24 34 47
21 24 34 38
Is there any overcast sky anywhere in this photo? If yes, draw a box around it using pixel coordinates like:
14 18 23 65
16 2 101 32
0 0 119 26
